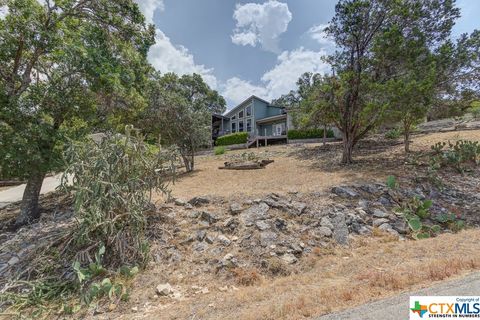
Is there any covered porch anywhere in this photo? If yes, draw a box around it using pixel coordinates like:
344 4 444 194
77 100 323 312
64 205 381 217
255 113 287 137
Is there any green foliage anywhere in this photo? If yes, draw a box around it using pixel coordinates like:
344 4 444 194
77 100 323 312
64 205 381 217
399 197 437 239
386 175 398 189
470 102 480 119
287 128 334 140
431 140 480 173
214 146 226 155
399 197 465 239
384 128 401 140
62 126 176 267
140 72 226 172
0 0 154 224
215 132 248 146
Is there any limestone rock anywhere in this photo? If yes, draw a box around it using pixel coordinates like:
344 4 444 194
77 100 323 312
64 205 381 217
189 196 210 206
331 186 359 198
230 202 243 215
281 253 298 264
156 283 173 296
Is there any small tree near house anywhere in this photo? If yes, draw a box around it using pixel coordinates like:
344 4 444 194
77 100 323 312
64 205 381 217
141 72 226 172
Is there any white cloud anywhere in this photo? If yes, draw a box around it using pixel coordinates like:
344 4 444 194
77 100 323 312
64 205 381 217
222 78 268 105
134 0 164 24
308 24 334 46
231 0 292 53
148 29 218 89
222 47 329 105
0 6 8 19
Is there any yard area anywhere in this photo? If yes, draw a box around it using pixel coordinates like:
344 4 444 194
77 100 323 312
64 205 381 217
168 130 480 200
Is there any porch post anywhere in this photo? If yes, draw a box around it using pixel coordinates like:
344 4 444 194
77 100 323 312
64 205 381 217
264 128 267 147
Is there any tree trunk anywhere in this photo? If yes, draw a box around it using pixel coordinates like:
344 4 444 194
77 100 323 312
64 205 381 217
15 170 45 227
403 120 411 153
341 135 354 164
323 124 327 146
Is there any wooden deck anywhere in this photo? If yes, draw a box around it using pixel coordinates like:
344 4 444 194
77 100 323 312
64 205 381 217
247 135 287 148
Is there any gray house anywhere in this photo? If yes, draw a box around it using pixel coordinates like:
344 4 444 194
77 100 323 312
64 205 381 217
212 95 290 146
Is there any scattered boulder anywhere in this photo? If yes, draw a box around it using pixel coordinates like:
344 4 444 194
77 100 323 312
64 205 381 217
156 283 173 296
217 235 231 246
230 203 243 215
372 209 389 218
320 217 334 230
255 220 270 231
241 202 270 226
316 226 333 238
189 196 210 206
373 218 389 227
200 211 218 224
331 186 359 198
291 201 307 215
195 230 206 242
332 214 349 245
174 198 187 206
281 253 298 265
259 231 278 247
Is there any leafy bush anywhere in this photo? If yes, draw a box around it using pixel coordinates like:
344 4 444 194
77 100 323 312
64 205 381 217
384 128 401 139
287 128 334 140
431 140 480 173
214 146 226 155
216 132 248 146
470 103 480 119
62 125 176 267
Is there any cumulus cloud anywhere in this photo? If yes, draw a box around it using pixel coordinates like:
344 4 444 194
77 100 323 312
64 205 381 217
307 24 334 46
231 0 292 53
134 0 164 24
222 47 330 105
148 30 218 89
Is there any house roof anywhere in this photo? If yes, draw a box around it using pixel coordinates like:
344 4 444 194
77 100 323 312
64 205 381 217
255 113 287 124
224 95 273 117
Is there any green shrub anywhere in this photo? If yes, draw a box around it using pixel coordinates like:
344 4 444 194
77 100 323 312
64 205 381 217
214 146 226 155
470 105 480 119
385 128 401 139
431 140 480 173
287 128 334 140
216 132 248 146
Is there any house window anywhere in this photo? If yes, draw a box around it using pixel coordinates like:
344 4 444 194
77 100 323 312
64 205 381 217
238 120 244 132
231 122 236 133
246 105 252 117
231 115 236 121
239 110 244 118
246 119 252 132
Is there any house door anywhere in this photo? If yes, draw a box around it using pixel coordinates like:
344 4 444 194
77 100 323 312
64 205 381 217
274 124 283 136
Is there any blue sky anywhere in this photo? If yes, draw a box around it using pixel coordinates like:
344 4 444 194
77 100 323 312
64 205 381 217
136 0 480 108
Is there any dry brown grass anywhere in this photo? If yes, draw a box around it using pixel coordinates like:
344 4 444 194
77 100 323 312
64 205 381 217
231 268 262 286
162 130 480 200
108 229 480 320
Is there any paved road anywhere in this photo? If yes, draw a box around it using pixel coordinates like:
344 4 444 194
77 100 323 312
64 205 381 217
0 174 63 209
316 272 480 320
